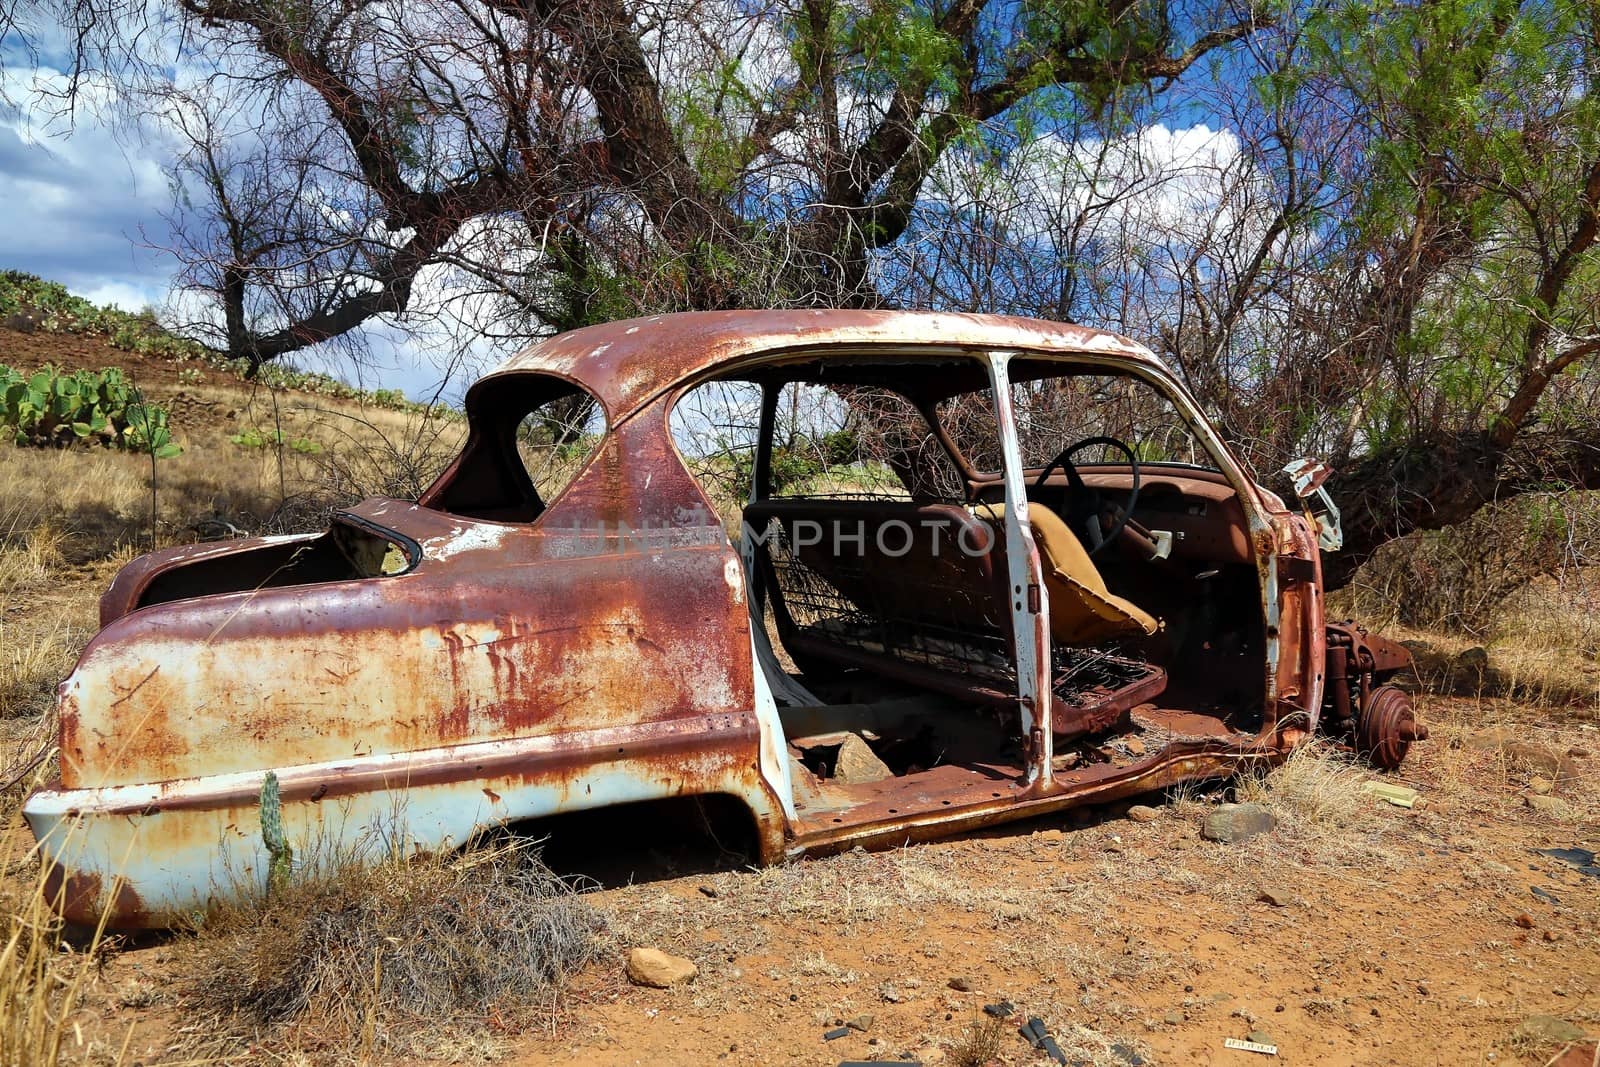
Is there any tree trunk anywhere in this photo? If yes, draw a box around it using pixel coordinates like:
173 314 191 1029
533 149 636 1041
1323 427 1600 587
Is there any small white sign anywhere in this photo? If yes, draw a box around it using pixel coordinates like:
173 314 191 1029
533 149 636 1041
1224 1037 1278 1055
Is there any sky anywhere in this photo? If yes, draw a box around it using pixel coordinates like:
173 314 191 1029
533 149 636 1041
0 28 481 402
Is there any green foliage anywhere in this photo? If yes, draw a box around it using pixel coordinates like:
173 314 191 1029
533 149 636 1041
0 362 182 458
259 771 294 898
730 428 860 497
229 427 324 454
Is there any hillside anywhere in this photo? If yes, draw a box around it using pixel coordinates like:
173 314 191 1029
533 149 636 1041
0 279 1596 1067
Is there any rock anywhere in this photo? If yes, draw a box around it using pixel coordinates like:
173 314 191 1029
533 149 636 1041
947 976 974 992
833 733 893 784
625 947 697 988
1201 803 1277 844
1505 741 1576 780
1256 886 1293 907
1126 804 1161 823
1526 794 1572 817
1528 776 1554 795
1163 1011 1183 1025
1033 828 1065 842
1466 726 1517 751
1111 1043 1146 1065
1247 1030 1276 1048
697 884 719 898
846 1014 873 1032
1515 1015 1588 1045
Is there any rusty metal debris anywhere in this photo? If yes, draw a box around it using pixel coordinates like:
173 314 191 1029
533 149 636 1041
23 310 1424 928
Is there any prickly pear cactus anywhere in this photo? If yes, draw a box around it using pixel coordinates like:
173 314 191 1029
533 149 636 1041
260 771 294 896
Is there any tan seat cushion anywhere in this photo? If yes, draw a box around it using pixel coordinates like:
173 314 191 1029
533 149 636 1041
983 502 1159 644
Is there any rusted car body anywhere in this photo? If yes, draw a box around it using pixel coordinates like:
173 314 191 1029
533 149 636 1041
24 310 1424 927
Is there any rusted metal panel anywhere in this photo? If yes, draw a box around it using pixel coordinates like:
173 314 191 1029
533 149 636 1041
469 310 1164 425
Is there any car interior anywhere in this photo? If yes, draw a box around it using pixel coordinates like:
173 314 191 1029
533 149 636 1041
671 353 1271 825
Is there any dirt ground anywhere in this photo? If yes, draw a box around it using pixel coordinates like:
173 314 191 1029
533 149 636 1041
31 694 1591 1067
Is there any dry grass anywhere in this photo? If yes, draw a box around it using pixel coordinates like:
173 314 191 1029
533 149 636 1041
0 826 124 1067
949 1010 1005 1067
1235 742 1380 834
181 839 604 1062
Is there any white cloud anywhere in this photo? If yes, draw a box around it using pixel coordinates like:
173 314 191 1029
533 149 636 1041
0 65 178 306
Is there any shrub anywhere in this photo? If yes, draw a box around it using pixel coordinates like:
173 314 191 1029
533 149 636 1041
0 363 181 458
182 838 603 1060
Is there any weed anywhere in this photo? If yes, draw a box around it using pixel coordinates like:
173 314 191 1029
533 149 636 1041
949 1010 1005 1067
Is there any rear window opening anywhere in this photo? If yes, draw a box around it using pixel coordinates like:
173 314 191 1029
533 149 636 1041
421 376 607 524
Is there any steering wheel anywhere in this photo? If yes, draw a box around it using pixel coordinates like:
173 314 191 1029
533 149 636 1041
1033 435 1141 555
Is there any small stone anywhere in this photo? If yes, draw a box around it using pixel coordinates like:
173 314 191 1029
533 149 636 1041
1514 1015 1588 1045
834 733 893 784
1528 776 1554 795
948 976 974 992
1126 804 1161 823
1526 794 1572 817
1256 886 1293 907
698 884 719 898
1034 828 1065 842
1505 742 1576 781
1544 930 1561 942
1247 1030 1275 1047
1202 802 1278 844
626 947 697 988
1163 1011 1182 1025
847 1014 874 1032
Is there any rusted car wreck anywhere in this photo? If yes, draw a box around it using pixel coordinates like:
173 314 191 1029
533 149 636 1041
26 310 1426 926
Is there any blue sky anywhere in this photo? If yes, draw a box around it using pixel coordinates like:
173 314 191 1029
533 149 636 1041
0 30 477 401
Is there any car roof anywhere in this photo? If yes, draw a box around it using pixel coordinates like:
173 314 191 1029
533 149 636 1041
466 309 1162 422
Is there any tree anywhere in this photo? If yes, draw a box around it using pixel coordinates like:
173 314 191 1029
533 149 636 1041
12 0 1260 372
889 0 1600 578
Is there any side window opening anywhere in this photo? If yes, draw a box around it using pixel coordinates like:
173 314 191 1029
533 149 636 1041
769 384 962 502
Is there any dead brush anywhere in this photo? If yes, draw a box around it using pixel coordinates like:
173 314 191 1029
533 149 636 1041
0 826 124 1067
948 1009 1006 1067
180 838 603 1061
1235 741 1378 835
270 408 462 531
